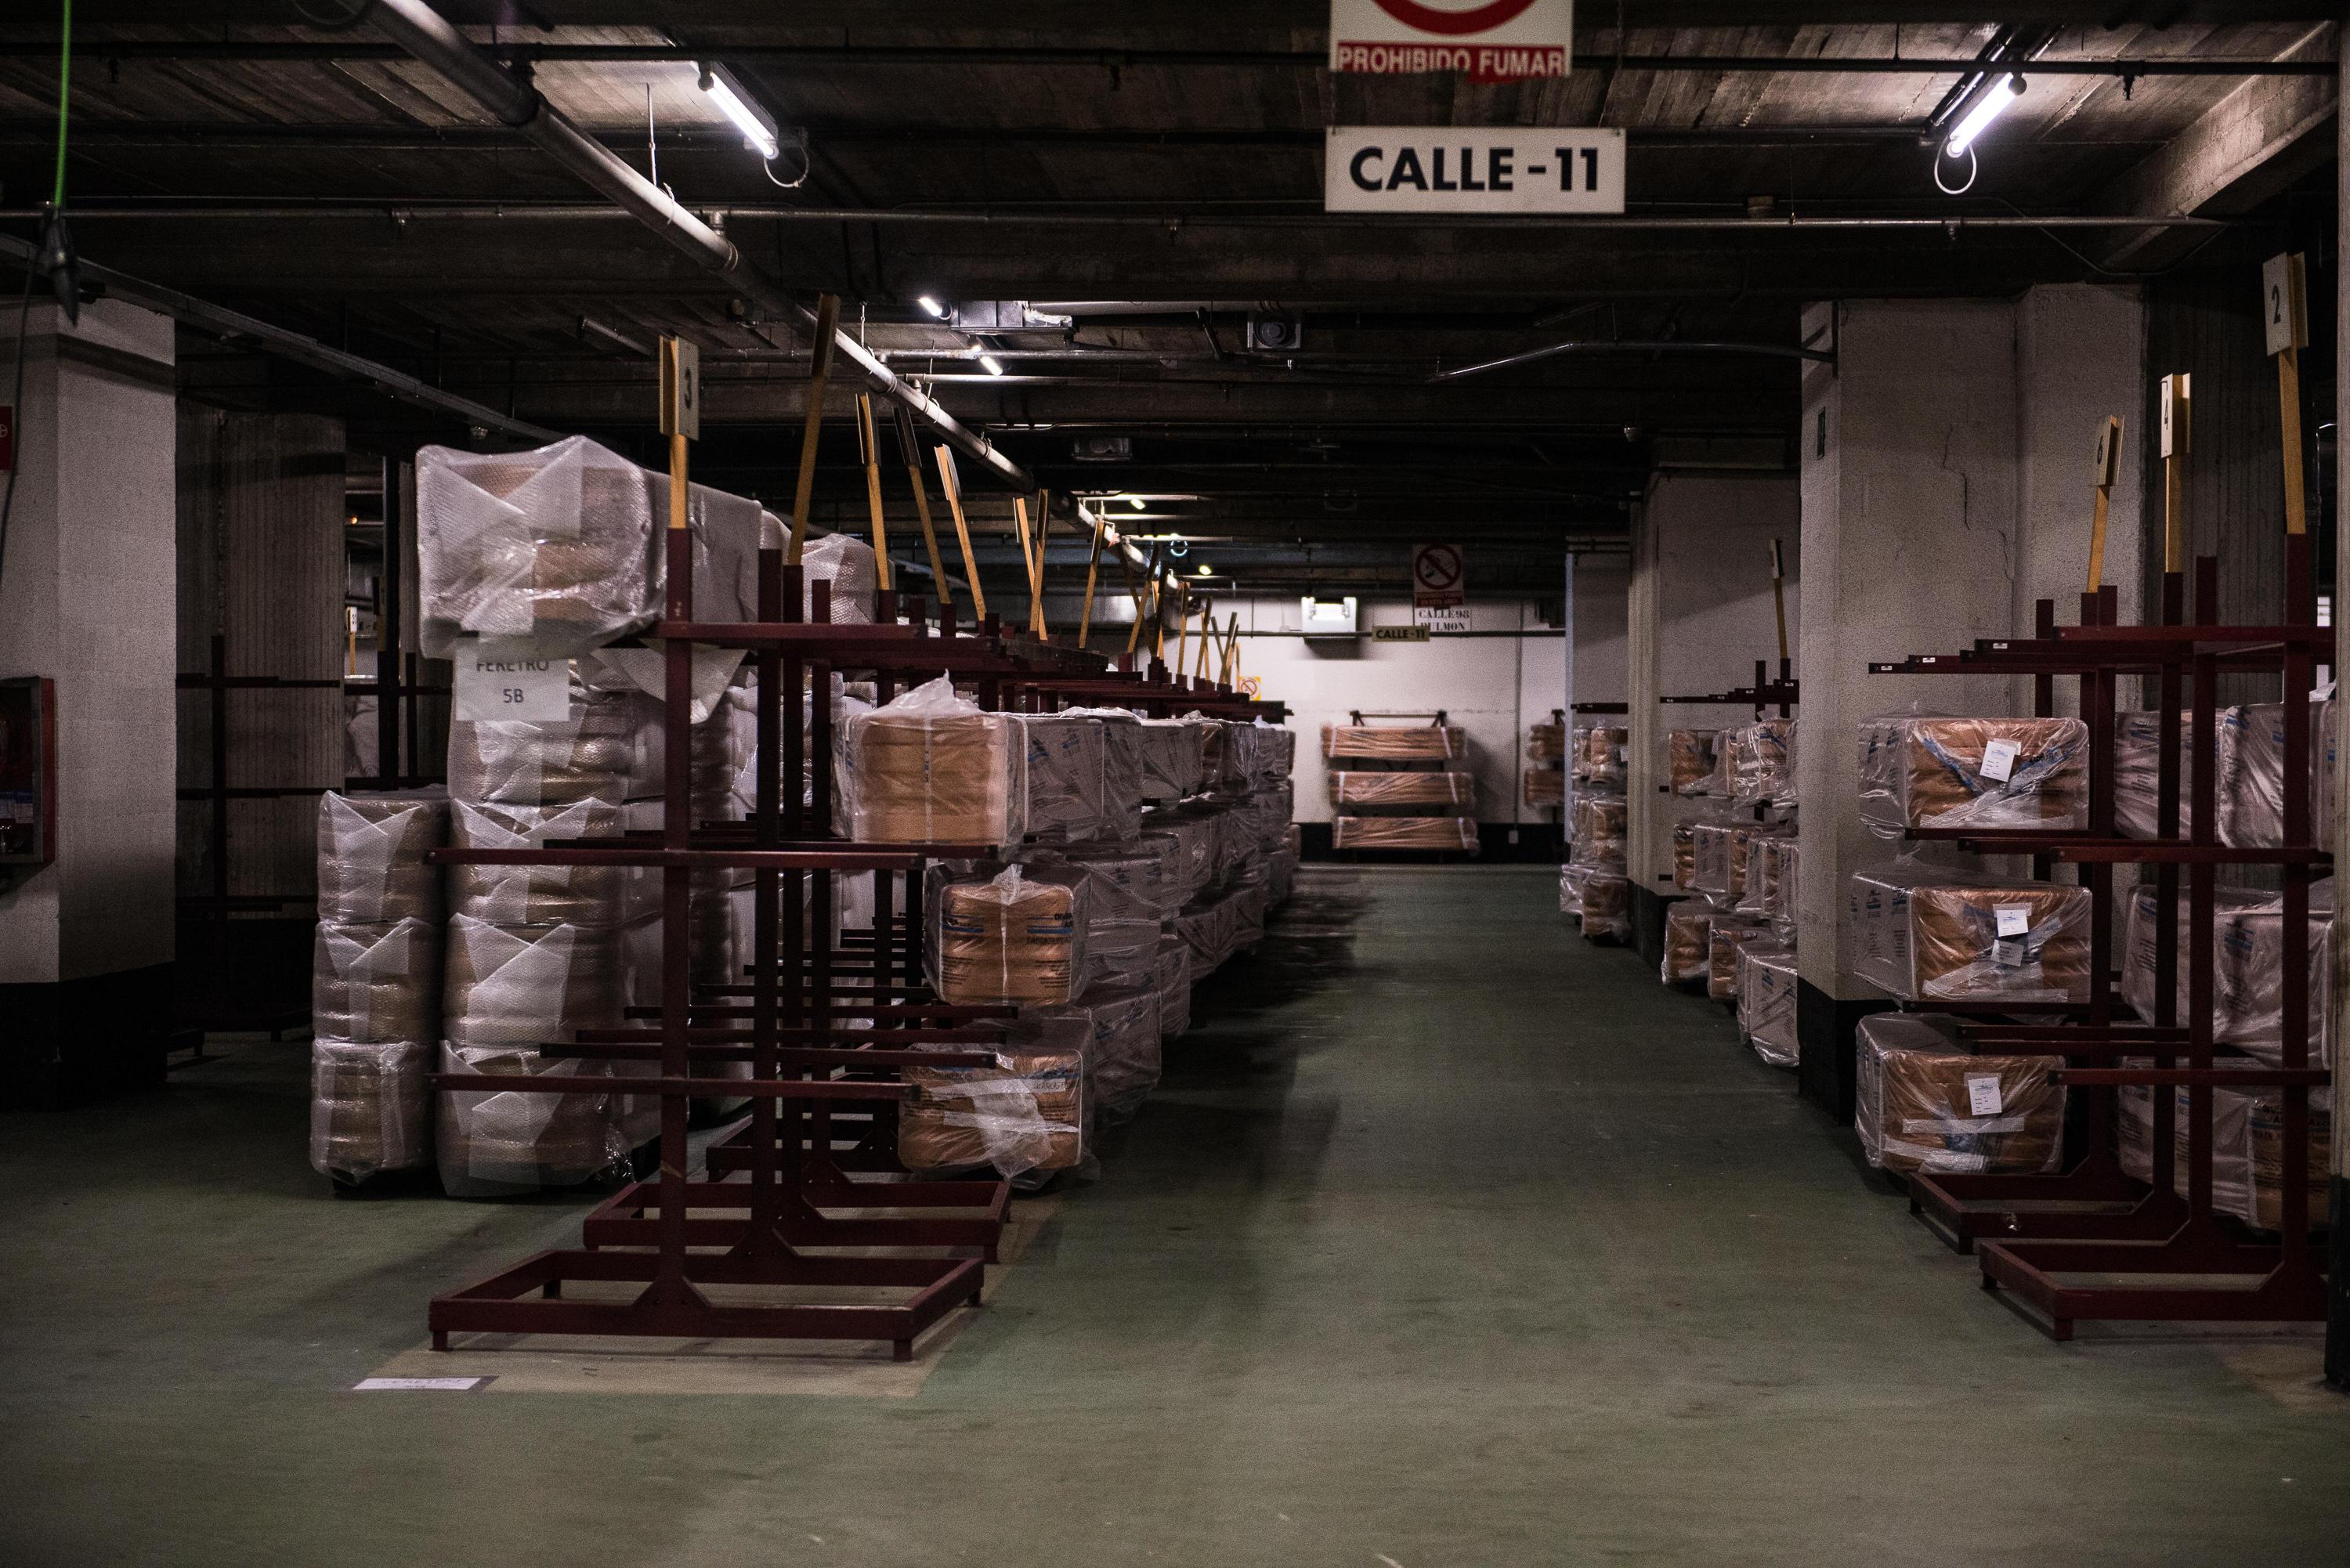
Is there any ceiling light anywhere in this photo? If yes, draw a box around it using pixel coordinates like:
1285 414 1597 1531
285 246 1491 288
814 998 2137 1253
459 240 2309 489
1196 563 1213 576
1945 74 2023 157
917 295 948 319
1128 495 1147 510
698 64 780 160
978 353 1007 378
1166 536 1189 558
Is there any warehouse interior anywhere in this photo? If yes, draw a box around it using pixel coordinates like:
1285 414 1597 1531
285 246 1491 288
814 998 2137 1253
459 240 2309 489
5 4 2350 1563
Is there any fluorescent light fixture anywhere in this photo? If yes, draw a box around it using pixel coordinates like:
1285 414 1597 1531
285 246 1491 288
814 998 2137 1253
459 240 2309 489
1127 495 1147 510
1196 562 1213 576
1945 74 2023 157
698 64 779 160
978 353 1007 378
917 295 947 319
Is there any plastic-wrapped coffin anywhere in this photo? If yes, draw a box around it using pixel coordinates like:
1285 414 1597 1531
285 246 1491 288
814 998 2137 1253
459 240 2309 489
837 675 1026 845
1847 866 2091 1006
1856 1013 2064 1176
316 790 447 923
1857 716 2088 836
925 864 1087 1006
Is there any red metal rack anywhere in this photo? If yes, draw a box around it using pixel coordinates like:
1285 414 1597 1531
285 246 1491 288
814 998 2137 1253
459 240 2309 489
1870 547 2330 1339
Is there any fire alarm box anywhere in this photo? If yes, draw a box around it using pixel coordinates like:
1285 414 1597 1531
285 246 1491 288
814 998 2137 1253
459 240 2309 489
0 676 57 872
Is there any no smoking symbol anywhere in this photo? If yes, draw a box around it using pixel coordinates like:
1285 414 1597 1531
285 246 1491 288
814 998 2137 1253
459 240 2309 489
1415 546 1462 591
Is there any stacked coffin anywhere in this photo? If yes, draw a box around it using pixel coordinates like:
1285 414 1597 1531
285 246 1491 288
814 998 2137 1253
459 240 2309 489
1325 722 1477 853
1557 721 1630 941
1524 716 1567 809
1663 718 1800 1066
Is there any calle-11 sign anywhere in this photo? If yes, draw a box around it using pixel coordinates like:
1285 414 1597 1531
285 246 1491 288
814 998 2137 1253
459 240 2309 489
1325 127 1625 215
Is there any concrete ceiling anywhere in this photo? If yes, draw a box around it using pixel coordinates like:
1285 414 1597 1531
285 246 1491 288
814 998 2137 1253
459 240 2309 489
0 5 2337 595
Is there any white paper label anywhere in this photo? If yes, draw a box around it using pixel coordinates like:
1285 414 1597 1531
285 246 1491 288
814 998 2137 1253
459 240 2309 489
454 640 571 723
1965 1074 2005 1117
1979 739 2019 783
352 1376 490 1392
1991 936 2029 968
1994 904 2030 938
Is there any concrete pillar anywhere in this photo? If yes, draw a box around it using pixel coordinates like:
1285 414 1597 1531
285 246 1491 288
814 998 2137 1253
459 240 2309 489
1623 473 1799 960
1794 298 2023 1119
0 300 179 1107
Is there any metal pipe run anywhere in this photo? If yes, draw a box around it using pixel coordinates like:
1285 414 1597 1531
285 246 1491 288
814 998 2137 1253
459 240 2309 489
1430 339 1836 384
363 0 1034 494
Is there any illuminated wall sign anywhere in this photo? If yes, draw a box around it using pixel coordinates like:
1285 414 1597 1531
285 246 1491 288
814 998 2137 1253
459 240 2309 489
1329 0 1574 82
1325 127 1624 215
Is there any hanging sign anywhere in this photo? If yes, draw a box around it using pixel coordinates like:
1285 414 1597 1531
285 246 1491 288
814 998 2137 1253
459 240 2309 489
1329 0 1574 81
658 335 700 442
1326 127 1625 214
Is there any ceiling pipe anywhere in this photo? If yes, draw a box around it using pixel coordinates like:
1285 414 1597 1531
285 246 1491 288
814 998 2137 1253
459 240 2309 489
1430 339 1835 384
362 0 1035 494
0 232 560 443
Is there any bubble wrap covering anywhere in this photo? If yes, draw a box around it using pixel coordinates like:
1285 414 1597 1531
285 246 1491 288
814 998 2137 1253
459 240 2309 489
927 863 1086 1004
1858 716 2088 836
899 1035 1087 1178
1856 1013 2064 1175
417 435 762 659
316 790 446 923
1032 982 1162 1124
2121 881 2334 1068
446 680 646 807
1736 947 1800 1067
1015 713 1110 844
443 914 624 1045
447 798 630 927
314 917 442 1044
436 1040 653 1198
797 531 879 625
1848 865 2091 1005
837 675 1025 845
309 1039 435 1183
2119 1076 2334 1232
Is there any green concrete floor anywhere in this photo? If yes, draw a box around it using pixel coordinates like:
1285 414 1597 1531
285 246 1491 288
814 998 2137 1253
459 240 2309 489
4 865 2347 1566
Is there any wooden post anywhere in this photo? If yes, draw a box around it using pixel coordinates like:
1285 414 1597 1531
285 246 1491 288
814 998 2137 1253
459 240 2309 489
1128 539 1161 656
933 443 985 619
892 404 952 607
1012 497 1043 638
2159 371 2192 573
1219 612 1241 685
854 393 893 591
2086 415 2123 592
1768 537 1789 666
1033 490 1054 638
1078 508 1107 649
786 294 841 565
2263 251 2311 539
1171 583 1191 675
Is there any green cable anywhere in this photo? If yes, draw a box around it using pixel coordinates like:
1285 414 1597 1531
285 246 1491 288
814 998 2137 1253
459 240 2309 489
52 0 70 210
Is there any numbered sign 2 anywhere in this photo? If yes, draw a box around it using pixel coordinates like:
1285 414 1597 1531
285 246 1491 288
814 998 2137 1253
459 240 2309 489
2092 414 2122 490
2158 373 2190 460
2261 251 2308 357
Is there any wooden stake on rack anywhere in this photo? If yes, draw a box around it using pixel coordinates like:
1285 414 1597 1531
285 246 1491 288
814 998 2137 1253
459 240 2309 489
933 443 986 619
2159 371 2192 573
1013 497 1043 638
2086 415 2123 592
786 294 841 565
892 404 952 608
854 394 893 591
1193 598 1215 680
1171 583 1191 674
1219 612 1241 685
1128 539 1162 657
1033 490 1054 638
1768 537 1789 665
2262 251 2312 538
1078 508 1107 649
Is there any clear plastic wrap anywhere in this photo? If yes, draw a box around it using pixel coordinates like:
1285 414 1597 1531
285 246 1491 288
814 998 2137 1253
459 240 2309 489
1661 901 1712 985
313 917 442 1043
1854 1012 2064 1175
2118 1078 2334 1232
1690 818 1765 901
1565 866 1631 942
2118 882 2265 1039
1251 782 1296 853
1569 793 1626 869
798 531 878 624
899 1034 1086 1179
1723 718 1797 806
1329 771 1475 810
1527 720 1566 764
837 674 1026 844
1153 934 1191 1039
1033 983 1162 1124
1707 919 1774 1002
1321 724 1466 762
1135 717 1208 802
2113 711 2198 840
1014 713 1109 844
2123 881 2334 1066
316 790 447 923
446 679 646 807
926 863 1086 1005
1735 829 1793 918
1524 770 1565 809
2218 699 2329 849
1858 716 2088 836
1571 724 1628 787
442 914 624 1045
418 436 765 659
1668 729 1721 796
1142 811 1217 908
1060 706 1147 839
1331 816 1479 852
309 1039 435 1183
435 1040 647 1198
1173 897 1232 985
1671 820 1697 891
1849 865 2092 1005
1036 843 1170 992
1254 721 1298 783
1267 847 1299 908
1736 947 1800 1066
448 798 628 926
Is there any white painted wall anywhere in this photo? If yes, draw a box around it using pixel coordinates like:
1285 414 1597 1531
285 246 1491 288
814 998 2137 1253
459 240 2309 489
0 300 178 985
